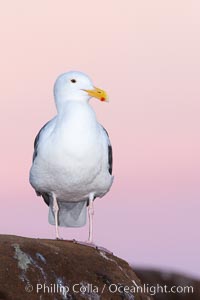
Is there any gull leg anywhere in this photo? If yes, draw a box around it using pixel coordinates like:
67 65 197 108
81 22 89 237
87 193 95 244
52 193 61 240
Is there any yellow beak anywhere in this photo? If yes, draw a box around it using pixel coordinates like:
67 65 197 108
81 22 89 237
83 87 108 102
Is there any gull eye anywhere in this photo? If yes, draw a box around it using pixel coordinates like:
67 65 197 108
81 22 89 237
71 79 76 83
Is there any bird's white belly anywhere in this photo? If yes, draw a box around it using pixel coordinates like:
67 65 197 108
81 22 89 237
30 101 113 202
30 131 112 201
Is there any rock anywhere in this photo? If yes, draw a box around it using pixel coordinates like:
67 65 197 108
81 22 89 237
135 269 200 300
0 235 152 300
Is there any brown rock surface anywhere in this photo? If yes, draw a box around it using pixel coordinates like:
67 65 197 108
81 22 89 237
135 269 200 300
0 235 152 300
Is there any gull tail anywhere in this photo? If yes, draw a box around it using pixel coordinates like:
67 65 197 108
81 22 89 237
48 200 87 227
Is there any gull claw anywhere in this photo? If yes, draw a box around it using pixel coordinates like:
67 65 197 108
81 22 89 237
56 237 63 241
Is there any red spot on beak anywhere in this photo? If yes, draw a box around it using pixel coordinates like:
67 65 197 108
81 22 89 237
101 97 105 101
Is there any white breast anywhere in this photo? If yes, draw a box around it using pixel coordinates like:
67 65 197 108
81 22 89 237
30 101 112 201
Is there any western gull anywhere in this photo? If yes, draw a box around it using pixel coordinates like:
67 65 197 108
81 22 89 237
29 71 113 243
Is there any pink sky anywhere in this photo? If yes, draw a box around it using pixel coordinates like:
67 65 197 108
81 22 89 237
0 1 200 278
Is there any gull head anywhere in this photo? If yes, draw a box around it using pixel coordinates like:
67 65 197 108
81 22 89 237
54 71 108 111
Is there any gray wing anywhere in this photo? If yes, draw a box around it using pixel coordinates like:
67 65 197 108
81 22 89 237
32 120 52 206
32 120 51 162
101 126 113 175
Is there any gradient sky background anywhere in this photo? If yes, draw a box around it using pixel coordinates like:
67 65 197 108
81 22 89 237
0 0 200 278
